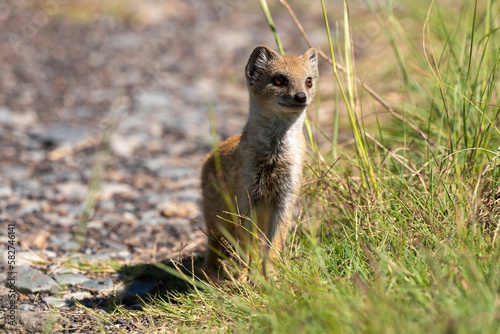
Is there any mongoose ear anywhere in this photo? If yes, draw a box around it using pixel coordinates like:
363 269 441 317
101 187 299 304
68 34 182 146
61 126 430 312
245 46 279 85
304 48 318 77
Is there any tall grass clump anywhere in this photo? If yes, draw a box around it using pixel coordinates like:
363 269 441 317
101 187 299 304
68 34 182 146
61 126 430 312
112 1 500 332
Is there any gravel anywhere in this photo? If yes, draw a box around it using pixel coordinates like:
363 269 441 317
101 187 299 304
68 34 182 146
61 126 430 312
81 278 114 291
14 266 59 294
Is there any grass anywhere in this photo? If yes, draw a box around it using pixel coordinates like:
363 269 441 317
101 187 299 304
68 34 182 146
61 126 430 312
66 0 499 332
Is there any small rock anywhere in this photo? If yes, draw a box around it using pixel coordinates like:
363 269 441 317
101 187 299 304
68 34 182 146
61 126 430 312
13 179 42 198
0 184 12 197
132 192 166 206
89 88 116 104
156 166 195 180
142 157 167 171
97 199 116 211
0 107 38 129
123 211 138 224
175 188 201 202
140 209 160 221
111 133 145 157
93 248 132 261
51 238 80 252
16 310 70 332
2 165 30 179
16 252 47 267
18 200 43 214
29 124 87 147
57 203 84 216
102 240 129 251
108 32 143 49
44 250 57 259
21 231 50 250
158 201 199 219
56 182 88 202
81 277 114 291
44 296 67 308
123 202 136 211
57 215 78 227
168 218 192 236
136 90 170 109
136 210 168 225
15 266 59 294
63 291 92 301
169 217 191 227
48 264 78 275
19 304 35 311
143 159 195 180
99 182 136 200
54 273 89 286
87 219 105 229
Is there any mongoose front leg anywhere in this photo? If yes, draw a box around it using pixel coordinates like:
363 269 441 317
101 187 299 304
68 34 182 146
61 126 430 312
202 230 224 282
258 208 292 277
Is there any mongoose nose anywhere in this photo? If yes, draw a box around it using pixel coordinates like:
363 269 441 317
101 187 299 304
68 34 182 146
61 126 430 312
294 92 307 103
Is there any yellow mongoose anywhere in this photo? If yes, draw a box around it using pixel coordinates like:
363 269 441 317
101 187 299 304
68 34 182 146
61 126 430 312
201 45 318 278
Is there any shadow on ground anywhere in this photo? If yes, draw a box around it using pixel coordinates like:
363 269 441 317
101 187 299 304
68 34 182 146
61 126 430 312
107 255 206 309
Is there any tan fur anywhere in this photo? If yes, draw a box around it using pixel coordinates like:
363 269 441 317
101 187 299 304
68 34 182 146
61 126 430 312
201 46 318 279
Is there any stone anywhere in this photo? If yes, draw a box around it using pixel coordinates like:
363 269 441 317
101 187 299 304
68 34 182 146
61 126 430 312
98 182 135 200
108 32 143 49
19 304 35 311
81 277 114 291
97 199 115 211
29 124 87 147
56 182 88 202
0 184 12 197
54 273 89 286
171 188 201 203
136 210 168 225
158 201 199 219
0 107 38 129
16 310 70 332
123 211 138 224
18 200 43 214
51 238 80 252
44 296 68 308
2 165 30 179
21 231 50 250
111 133 146 157
63 291 92 301
13 179 42 198
17 252 48 267
156 166 195 180
48 265 78 275
92 248 132 261
136 91 170 109
132 192 165 206
15 266 59 294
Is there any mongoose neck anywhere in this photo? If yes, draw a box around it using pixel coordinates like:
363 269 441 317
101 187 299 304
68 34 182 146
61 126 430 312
242 98 306 158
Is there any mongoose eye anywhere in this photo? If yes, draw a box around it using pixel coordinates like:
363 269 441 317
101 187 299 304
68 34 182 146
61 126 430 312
272 75 287 87
306 77 313 88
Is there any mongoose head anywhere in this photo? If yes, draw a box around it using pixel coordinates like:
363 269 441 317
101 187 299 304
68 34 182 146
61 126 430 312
245 46 318 114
